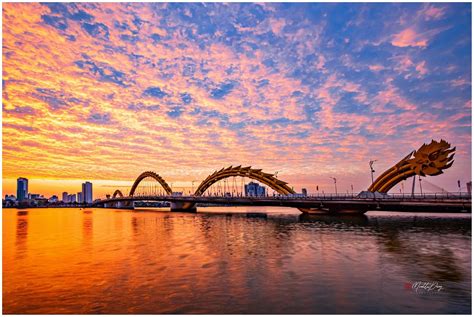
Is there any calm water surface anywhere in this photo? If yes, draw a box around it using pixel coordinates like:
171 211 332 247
3 207 471 314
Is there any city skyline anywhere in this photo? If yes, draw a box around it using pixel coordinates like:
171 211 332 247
3 3 471 197
8 176 95 203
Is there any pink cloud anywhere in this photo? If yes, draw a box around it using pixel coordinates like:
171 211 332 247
415 61 428 77
391 25 451 48
450 78 469 87
369 64 384 72
420 5 446 21
268 18 286 36
391 28 428 48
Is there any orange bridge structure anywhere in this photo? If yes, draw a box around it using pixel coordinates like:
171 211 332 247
93 140 470 214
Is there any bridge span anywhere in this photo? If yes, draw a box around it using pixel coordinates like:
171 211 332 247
93 139 470 214
93 194 471 214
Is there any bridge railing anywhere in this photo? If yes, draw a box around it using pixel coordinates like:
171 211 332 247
99 191 471 202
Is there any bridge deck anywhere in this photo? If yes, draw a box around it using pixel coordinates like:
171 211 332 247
94 195 471 213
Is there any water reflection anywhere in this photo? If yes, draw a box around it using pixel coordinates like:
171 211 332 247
3 208 471 314
15 211 28 258
299 213 369 225
82 211 93 246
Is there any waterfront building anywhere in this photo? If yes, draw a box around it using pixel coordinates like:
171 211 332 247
48 195 58 203
82 182 93 204
77 192 83 204
244 182 266 197
16 177 28 201
28 194 42 199
5 195 16 202
302 188 308 196
62 192 68 203
68 194 76 203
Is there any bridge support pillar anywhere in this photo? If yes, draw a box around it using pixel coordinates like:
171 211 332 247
170 202 197 212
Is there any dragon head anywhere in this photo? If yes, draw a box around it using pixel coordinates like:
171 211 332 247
405 139 455 176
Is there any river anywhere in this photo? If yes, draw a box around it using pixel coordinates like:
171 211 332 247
3 207 471 314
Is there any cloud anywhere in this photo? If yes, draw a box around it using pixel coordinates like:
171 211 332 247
391 26 451 48
391 28 428 48
419 4 446 21
415 61 428 77
369 64 384 72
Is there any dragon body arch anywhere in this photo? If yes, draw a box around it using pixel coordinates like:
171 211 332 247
112 189 124 198
129 171 173 196
194 165 295 196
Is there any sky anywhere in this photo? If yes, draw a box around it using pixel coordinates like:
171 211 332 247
2 2 472 198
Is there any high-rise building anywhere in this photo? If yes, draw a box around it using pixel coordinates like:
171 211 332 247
77 192 83 204
62 192 68 203
68 194 76 203
244 182 266 197
82 181 93 204
17 177 28 201
302 188 308 196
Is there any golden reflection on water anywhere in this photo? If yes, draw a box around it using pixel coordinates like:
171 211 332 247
3 208 471 314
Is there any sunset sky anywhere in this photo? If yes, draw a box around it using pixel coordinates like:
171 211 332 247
2 3 471 198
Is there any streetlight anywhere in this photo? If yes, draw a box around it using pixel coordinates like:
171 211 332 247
330 177 337 195
369 160 377 185
191 180 199 196
419 176 423 195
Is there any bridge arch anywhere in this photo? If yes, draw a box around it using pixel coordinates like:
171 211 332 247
129 171 172 196
194 165 295 196
112 189 123 198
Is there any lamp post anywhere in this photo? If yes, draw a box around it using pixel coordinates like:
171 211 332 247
192 180 200 196
369 160 377 185
330 177 337 195
419 176 423 195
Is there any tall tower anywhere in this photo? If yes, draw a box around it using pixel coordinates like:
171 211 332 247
16 177 28 201
82 181 93 204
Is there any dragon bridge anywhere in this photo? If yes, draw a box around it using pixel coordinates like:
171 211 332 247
368 139 455 193
103 139 456 214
